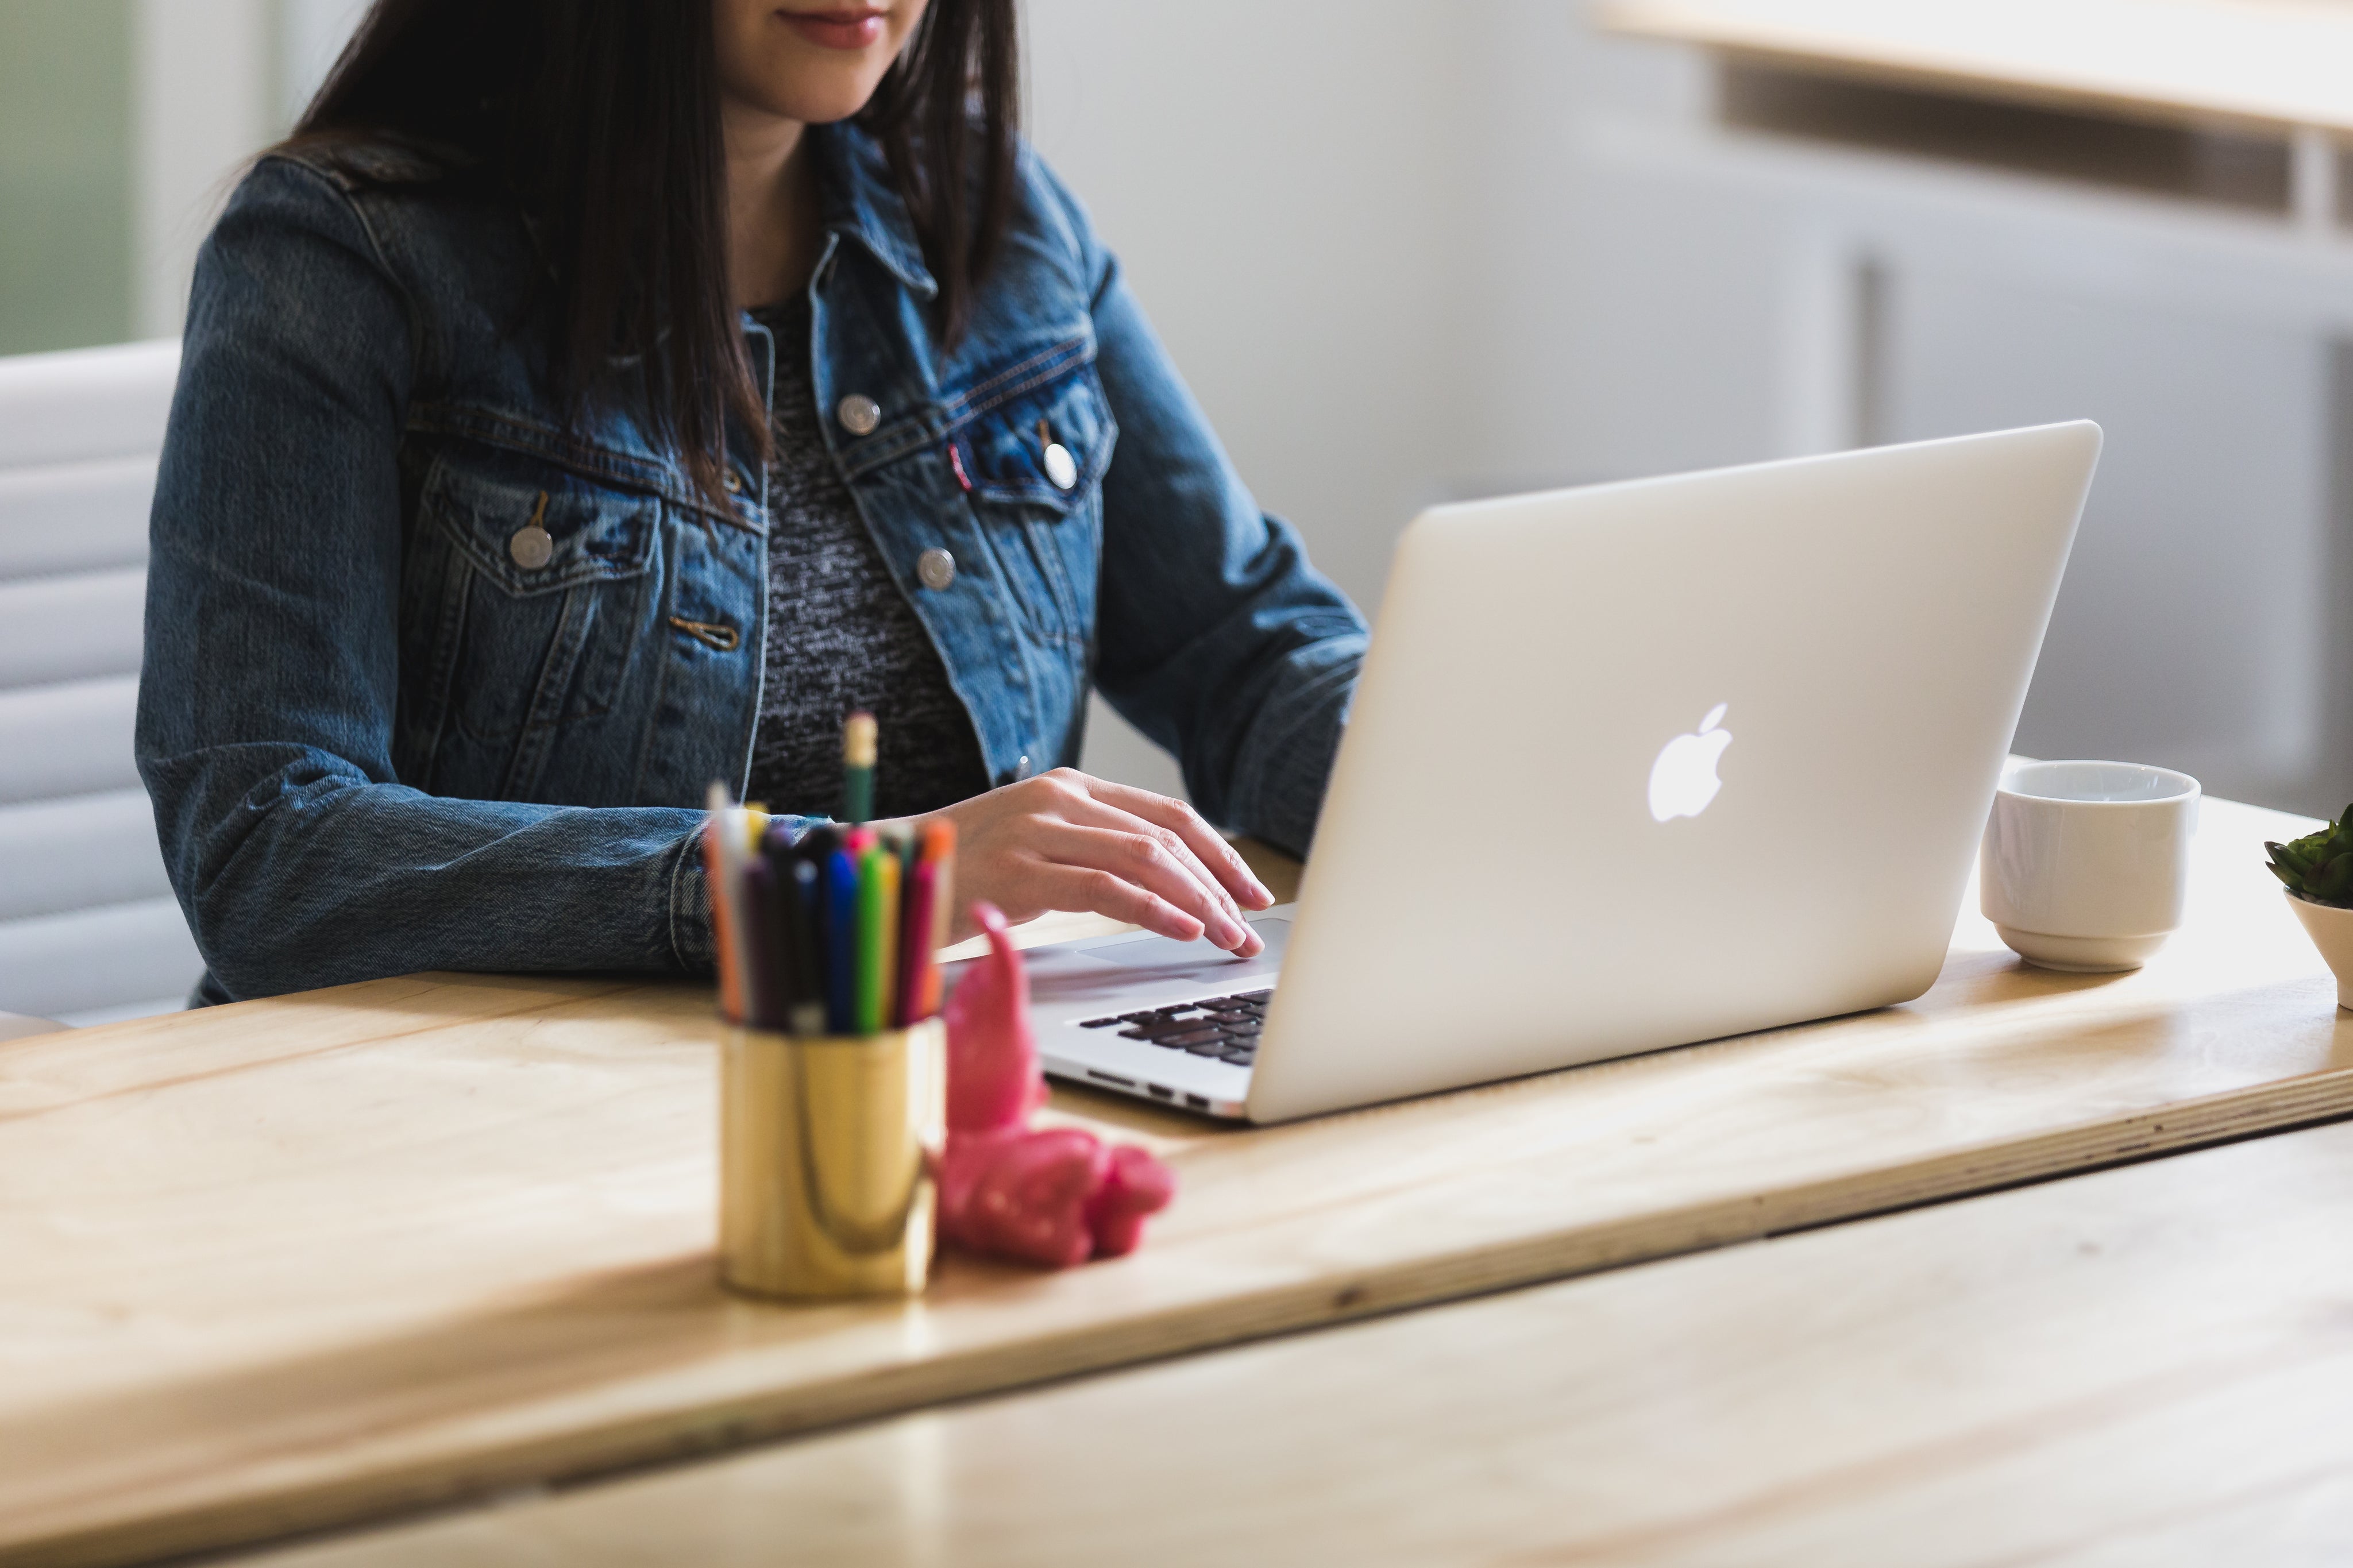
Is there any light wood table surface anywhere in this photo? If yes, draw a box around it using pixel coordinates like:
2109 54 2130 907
236 1111 2353 1567
1598 0 2353 137
8 800 2353 1565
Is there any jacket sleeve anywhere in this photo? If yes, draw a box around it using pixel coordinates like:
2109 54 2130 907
137 157 723 1001
1033 159 1370 859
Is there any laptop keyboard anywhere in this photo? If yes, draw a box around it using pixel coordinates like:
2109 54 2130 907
1077 990 1270 1069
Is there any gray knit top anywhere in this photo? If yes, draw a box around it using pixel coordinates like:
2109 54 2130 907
742 298 991 820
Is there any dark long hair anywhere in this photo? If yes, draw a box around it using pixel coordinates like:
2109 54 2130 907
290 0 1019 505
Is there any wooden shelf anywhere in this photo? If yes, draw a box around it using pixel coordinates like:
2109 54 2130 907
1600 0 2353 226
1598 0 2353 137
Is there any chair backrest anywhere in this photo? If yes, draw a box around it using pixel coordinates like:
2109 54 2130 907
0 340 205 1025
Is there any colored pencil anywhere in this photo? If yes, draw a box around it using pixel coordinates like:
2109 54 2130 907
823 848 861 1034
899 858 937 1028
877 820 916 889
796 824 842 876
709 711 947 1034
919 818 956 1018
704 782 750 1024
842 711 877 823
757 829 799 1013
784 855 826 1037
856 845 899 1034
739 856 782 1029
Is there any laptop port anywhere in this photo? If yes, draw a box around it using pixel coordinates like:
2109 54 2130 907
1086 1071 1135 1089
1185 1094 1210 1110
1147 1084 1173 1100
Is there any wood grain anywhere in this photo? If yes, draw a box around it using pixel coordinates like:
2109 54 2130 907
6 802 2353 1565
233 1117 2353 1567
1598 0 2353 136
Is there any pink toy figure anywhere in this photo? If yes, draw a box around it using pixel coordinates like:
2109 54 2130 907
938 902 1176 1268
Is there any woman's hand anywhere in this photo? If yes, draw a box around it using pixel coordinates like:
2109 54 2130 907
908 769 1275 956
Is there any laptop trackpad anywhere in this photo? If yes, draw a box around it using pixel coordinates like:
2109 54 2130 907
1006 916 1291 1014
1070 917 1290 973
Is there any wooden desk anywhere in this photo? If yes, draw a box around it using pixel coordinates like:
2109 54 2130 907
234 1114 2353 1566
7 798 2353 1565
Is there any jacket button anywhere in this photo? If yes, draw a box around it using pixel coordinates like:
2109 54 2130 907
723 469 742 494
508 525 553 570
836 394 881 436
1042 442 1077 490
916 547 955 590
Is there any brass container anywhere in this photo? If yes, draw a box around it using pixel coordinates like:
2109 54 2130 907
719 1019 947 1300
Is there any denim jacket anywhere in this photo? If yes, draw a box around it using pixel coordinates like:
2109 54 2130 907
138 123 1367 1002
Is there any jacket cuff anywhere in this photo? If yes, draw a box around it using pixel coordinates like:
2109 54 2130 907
667 813 839 976
668 825 715 975
1226 633 1366 858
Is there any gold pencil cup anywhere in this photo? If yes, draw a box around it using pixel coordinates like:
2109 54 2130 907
719 1019 947 1300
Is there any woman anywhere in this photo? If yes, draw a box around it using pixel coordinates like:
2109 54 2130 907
138 0 1367 1003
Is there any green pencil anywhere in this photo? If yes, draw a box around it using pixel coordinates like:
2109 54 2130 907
842 710 876 823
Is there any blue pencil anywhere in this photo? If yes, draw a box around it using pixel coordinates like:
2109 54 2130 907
824 848 861 1034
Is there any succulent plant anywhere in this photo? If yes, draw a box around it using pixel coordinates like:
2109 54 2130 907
2267 809 2353 906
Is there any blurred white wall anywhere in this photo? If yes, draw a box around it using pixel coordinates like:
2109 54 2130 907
1030 0 1475 615
124 0 367 342
132 0 271 339
1033 0 1606 798
280 0 371 121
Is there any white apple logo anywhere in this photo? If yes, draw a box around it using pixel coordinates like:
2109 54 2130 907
1648 702 1733 823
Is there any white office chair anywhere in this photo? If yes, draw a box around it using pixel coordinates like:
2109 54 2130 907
0 339 205 1028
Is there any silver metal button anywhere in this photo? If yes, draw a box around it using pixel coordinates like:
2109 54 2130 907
1014 754 1033 781
1042 441 1078 490
916 547 956 590
723 469 742 494
508 525 553 570
836 393 881 436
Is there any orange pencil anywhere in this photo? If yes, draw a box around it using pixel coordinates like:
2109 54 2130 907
917 818 956 1018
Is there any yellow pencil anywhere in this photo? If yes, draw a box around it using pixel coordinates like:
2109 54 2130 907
855 845 899 1034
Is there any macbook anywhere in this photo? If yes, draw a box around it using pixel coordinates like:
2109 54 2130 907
950 423 2101 1123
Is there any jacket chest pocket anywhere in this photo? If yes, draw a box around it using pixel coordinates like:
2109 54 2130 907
955 362 1114 644
407 452 661 767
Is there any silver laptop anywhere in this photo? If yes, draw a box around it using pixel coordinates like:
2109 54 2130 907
953 423 2101 1123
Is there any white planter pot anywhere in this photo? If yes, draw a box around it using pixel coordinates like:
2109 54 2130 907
2285 890 2353 1010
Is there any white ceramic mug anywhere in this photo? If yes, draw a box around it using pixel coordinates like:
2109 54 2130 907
1979 760 2201 973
